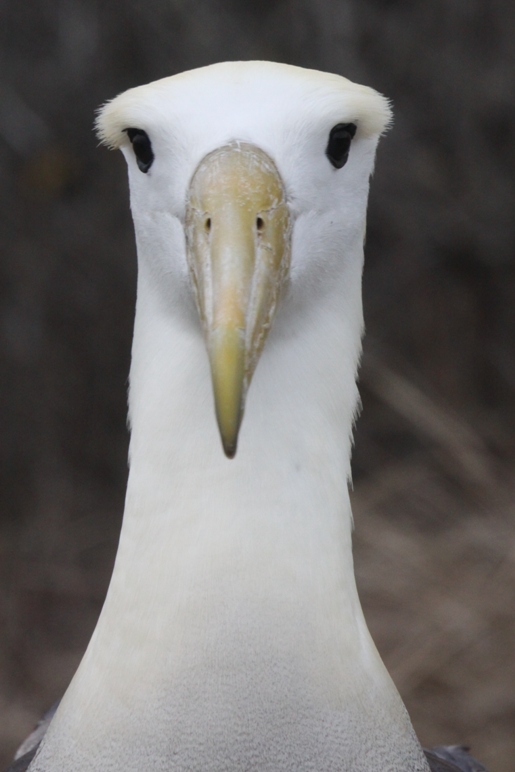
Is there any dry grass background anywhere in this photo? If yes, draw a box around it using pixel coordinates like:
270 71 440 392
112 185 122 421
353 352 515 771
1 2 514 770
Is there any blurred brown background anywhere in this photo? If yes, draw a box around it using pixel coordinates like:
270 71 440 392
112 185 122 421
1 1 514 770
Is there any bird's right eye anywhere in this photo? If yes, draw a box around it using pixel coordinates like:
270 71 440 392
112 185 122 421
326 123 357 169
126 128 154 173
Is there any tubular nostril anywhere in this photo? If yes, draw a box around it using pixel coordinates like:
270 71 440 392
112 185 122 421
256 217 264 232
205 217 211 233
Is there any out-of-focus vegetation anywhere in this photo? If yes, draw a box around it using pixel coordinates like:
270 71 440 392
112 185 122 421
1 2 514 770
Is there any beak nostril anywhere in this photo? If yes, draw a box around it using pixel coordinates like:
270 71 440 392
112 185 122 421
256 217 264 232
205 217 211 233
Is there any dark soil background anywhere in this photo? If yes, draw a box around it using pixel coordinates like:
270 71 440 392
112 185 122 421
1 2 514 770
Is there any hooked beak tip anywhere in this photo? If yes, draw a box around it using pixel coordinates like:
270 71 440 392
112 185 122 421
223 439 238 459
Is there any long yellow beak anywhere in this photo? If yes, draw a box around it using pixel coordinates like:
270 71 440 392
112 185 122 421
185 142 291 458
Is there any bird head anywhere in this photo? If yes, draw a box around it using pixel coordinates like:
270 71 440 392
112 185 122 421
96 62 391 458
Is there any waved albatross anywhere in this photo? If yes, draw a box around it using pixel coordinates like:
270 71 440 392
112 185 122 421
9 62 487 772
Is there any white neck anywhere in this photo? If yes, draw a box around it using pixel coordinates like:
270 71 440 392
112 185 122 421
30 253 428 771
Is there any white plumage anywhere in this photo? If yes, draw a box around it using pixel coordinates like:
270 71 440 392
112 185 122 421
27 62 430 771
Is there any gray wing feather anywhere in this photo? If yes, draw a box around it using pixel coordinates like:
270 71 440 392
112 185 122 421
424 745 488 772
5 703 58 772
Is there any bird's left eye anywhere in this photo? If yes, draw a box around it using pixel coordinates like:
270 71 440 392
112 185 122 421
326 123 357 169
126 128 154 173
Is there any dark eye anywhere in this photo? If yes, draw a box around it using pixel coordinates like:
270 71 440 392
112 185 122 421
126 128 154 173
325 123 357 169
